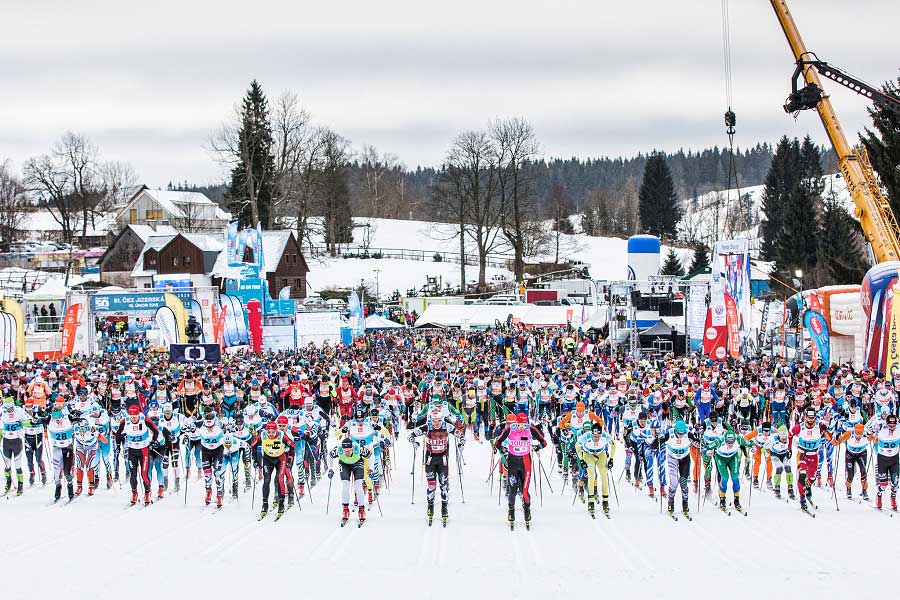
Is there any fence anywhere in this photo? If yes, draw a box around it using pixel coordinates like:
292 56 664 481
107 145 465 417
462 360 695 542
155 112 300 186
307 246 512 270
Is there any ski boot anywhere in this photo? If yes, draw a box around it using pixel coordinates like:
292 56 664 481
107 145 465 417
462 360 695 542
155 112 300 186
660 487 667 499
158 486 165 500
298 483 305 499
861 487 870 501
16 479 23 496
667 496 675 516
523 504 532 529
752 477 759 489
340 504 350 525
766 478 773 491
587 500 596 517
358 506 366 526
41 470 47 486
88 483 95 496
368 488 374 505
232 482 239 500
216 494 223 508
3 476 11 495
107 475 113 490
144 490 151 506
681 497 690 518
508 506 515 530
260 502 269 520
800 494 809 511
427 501 434 526
815 475 821 488
743 466 750 480
276 499 285 518
441 502 449 527
54 483 62 503
704 479 712 497
876 493 883 510
827 474 834 488
846 485 853 500
624 470 631 484
648 484 655 499
205 489 212 505
76 483 83 496
602 500 610 516
733 494 743 514
67 482 74 501
174 477 180 493
130 489 138 505
892 495 898 512
774 486 782 499
788 487 796 500
29 471 35 486
719 495 727 511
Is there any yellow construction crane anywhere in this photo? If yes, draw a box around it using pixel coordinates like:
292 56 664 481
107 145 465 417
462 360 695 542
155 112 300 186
770 0 900 263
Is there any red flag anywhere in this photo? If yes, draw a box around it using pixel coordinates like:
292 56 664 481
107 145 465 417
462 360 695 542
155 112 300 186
60 303 81 357
702 307 728 361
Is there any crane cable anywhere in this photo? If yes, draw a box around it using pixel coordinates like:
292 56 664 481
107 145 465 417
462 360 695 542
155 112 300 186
720 0 748 235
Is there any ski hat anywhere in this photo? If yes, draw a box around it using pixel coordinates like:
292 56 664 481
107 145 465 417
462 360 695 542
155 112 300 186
51 409 63 420
276 415 288 427
341 436 354 450
575 402 585 412
724 431 736 443
777 425 788 435
127 405 140 416
888 415 898 425
591 421 603 433
516 413 528 425
265 421 278 433
674 420 687 435
505 413 517 424
2 397 13 409
854 423 865 435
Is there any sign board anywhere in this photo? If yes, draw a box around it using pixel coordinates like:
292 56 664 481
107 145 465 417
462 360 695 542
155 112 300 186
170 343 222 363
263 325 295 351
295 311 342 347
92 292 190 314
153 274 191 290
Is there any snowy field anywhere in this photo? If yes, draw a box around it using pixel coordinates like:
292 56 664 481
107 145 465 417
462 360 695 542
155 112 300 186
2 428 891 600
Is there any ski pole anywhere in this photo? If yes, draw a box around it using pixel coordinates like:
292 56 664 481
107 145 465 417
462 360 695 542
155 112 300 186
251 451 257 511
454 436 465 504
832 444 842 512
410 444 417 505
184 447 190 506
325 473 333 515
607 461 619 508
538 454 555 493
374 486 384 518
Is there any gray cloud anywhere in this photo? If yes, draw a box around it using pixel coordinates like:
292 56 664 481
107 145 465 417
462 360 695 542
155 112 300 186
1 0 896 185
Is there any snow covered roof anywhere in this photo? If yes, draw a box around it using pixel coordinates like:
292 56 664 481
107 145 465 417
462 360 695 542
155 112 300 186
365 314 405 330
116 188 230 222
17 210 115 236
131 235 177 277
127 224 179 243
23 278 69 301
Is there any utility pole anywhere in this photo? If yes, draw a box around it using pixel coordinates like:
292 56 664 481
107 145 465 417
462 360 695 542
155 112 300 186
373 268 381 302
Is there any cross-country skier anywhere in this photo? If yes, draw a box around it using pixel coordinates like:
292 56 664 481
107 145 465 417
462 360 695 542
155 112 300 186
328 436 371 526
493 412 546 529
409 404 465 526
575 421 615 517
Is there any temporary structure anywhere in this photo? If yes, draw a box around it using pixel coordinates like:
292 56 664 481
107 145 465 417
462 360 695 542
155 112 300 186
365 314 405 330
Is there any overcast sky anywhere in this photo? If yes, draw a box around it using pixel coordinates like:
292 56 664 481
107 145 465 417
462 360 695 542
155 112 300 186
1 0 897 187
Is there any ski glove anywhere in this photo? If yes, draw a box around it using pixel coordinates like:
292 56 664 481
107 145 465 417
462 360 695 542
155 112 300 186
607 458 614 469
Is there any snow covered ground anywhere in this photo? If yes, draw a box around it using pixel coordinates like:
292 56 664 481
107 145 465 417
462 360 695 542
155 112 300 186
2 428 891 600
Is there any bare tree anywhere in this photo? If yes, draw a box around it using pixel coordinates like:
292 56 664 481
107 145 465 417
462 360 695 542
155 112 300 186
445 130 503 291
491 117 541 282
172 199 206 233
316 129 354 256
0 159 27 244
359 145 400 218
270 91 312 226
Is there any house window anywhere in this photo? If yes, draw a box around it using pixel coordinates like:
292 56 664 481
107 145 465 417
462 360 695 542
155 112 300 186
144 283 152 288
145 209 163 220
147 254 157 268
295 278 304 290
281 279 289 290
129 209 137 224
172 256 178 267
183 255 191 266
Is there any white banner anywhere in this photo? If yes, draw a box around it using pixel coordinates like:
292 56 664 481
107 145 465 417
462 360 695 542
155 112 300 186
295 311 342 347
688 282 708 341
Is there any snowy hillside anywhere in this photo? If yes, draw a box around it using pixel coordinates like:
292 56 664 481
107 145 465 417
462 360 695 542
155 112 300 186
305 218 694 297
2 426 889 600
678 173 850 246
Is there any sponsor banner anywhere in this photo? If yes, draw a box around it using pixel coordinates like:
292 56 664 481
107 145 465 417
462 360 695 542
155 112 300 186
92 292 190 314
757 297 771 350
247 299 263 353
888 283 900 378
724 293 740 359
155 307 178 347
170 343 222 363
153 273 191 290
348 291 364 339
803 310 831 368
60 303 81 357
263 325 295 351
0 312 12 361
2 298 26 361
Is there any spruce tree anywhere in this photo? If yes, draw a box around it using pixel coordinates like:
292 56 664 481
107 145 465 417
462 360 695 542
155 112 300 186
860 77 900 219
689 242 710 274
226 80 275 228
818 190 871 285
661 248 684 277
638 153 681 239
759 136 800 260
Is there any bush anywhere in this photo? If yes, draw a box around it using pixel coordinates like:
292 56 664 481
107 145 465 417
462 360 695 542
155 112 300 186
372 251 383 259
433 253 443 262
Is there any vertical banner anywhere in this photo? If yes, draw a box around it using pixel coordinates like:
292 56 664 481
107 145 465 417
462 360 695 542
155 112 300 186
887 281 900 377
60 303 81 357
702 307 728 361
154 307 178 348
226 222 239 265
247 299 263 353
255 223 265 272
215 304 228 348
688 282 707 351
724 293 740 359
0 313 11 361
715 240 751 355
757 296 771 351
189 299 205 343
164 292 188 343
803 310 831 368
2 299 26 361
348 291 364 339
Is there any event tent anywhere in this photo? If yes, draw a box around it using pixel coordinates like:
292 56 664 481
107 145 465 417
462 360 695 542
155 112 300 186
23 278 69 302
365 314 405 330
414 304 580 329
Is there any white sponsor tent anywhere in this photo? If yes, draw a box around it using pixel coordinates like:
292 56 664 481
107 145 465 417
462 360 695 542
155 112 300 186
414 304 578 328
365 314 405 330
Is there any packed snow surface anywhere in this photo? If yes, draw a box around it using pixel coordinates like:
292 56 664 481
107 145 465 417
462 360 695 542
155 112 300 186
1 426 890 600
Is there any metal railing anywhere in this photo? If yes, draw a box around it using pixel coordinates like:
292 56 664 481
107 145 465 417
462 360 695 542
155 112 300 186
306 245 512 270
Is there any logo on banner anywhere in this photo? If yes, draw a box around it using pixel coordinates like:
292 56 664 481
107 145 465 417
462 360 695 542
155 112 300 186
170 343 221 363
715 347 726 360
95 297 110 309
705 327 717 340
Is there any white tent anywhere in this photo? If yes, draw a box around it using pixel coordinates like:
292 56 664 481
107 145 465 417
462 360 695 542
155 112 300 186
365 314 405 330
23 278 69 302
415 304 583 329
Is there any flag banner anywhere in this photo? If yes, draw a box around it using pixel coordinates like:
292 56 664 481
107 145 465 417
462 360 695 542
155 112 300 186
170 343 222 364
60 303 81 357
803 310 831 368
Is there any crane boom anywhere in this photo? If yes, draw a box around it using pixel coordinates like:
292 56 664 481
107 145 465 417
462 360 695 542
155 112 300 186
769 0 900 263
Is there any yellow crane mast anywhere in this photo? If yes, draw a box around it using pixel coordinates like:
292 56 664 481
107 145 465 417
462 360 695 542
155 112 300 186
769 0 900 263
